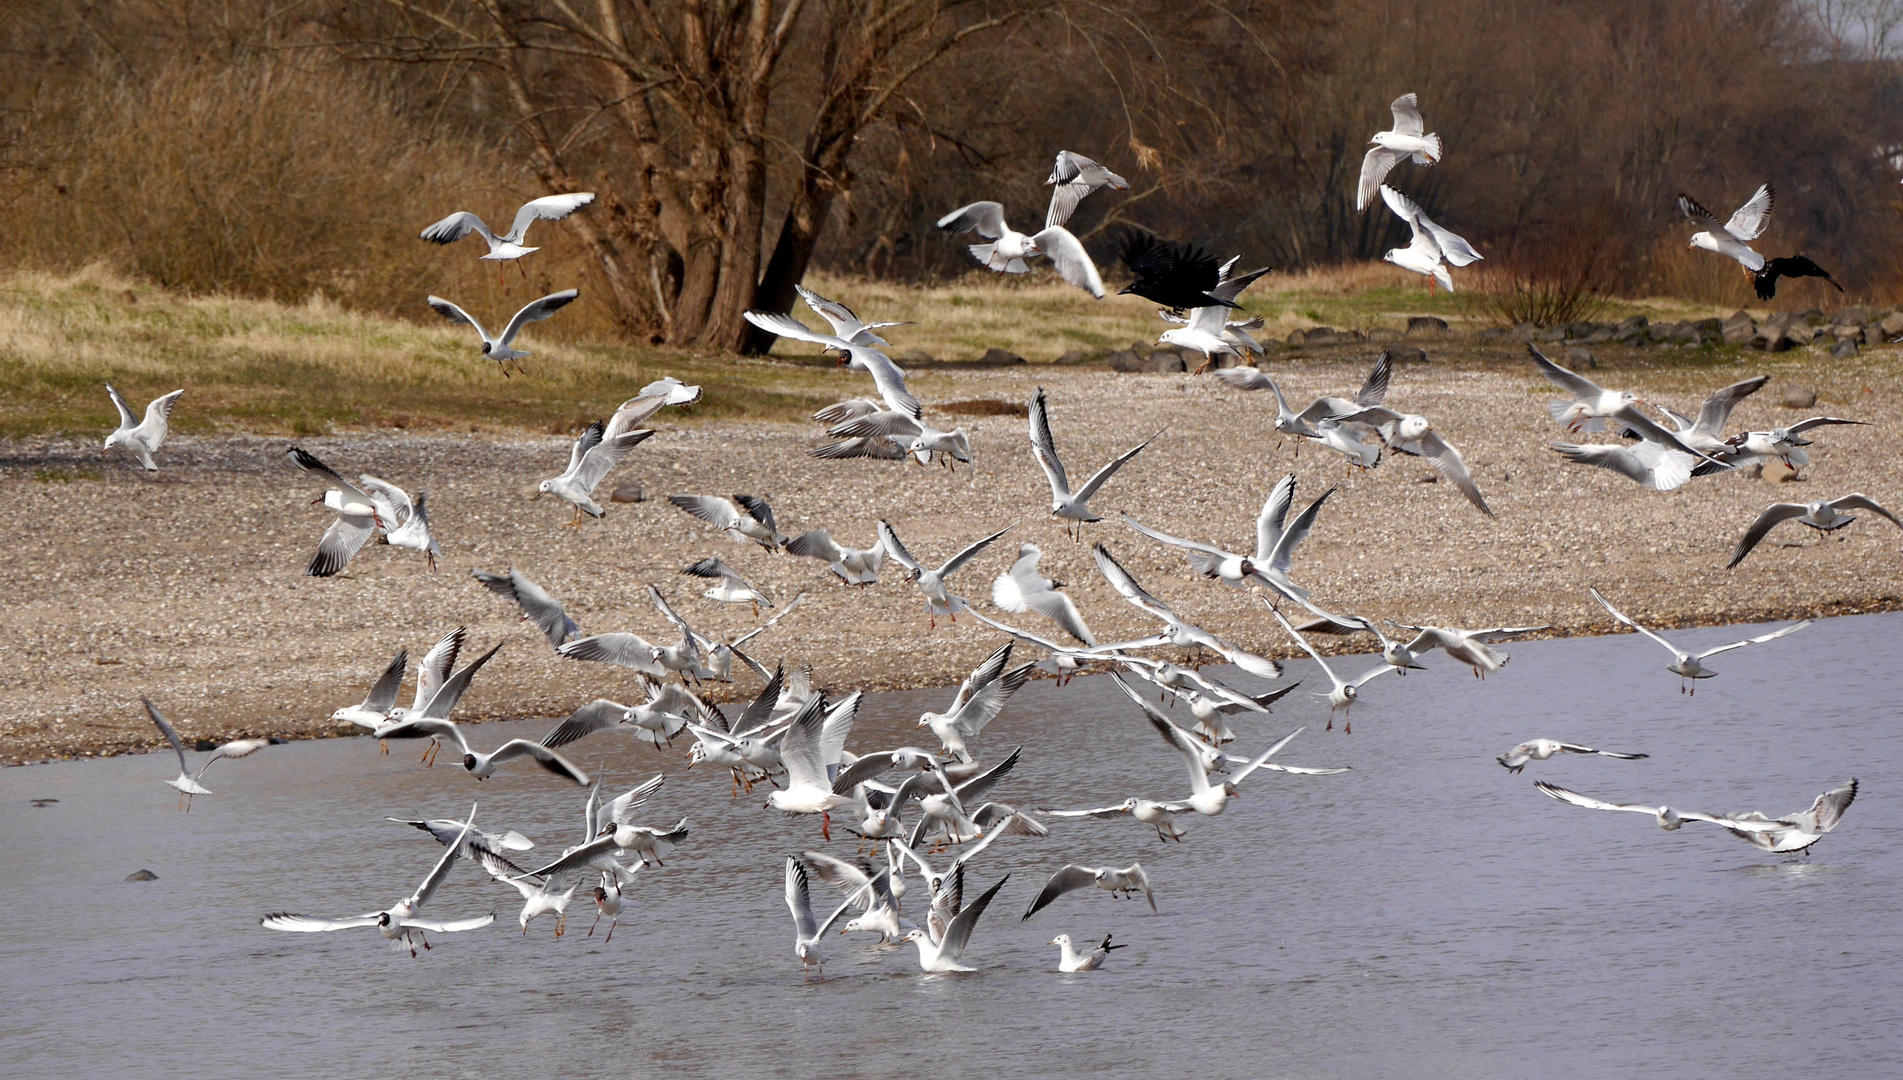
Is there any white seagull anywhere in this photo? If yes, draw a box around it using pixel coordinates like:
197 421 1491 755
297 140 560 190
784 528 885 585
1550 404 1722 492
1678 183 1774 275
1091 542 1283 681
1124 472 1337 604
1535 778 1855 854
1028 386 1159 535
539 420 655 524
899 873 1010 973
1589 587 1810 694
1526 344 1641 434
916 644 1036 764
1045 150 1128 230
1156 258 1273 369
376 715 592 784
1050 933 1128 973
766 694 864 838
104 384 184 471
935 201 1104 297
991 543 1094 646
1497 740 1648 773
828 410 974 469
785 855 867 978
1390 621 1548 679
682 556 773 611
1357 93 1442 211
1271 608 1392 731
426 290 580 377
331 648 409 732
877 519 1013 627
472 567 578 649
1125 676 1304 816
479 849 580 937
420 193 596 265
742 310 922 419
1727 494 1903 568
795 284 908 347
285 446 387 577
1021 863 1155 919
668 494 786 551
1379 185 1479 292
141 697 270 810
373 633 501 766
359 477 442 571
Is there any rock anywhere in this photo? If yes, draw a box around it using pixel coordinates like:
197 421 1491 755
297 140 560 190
1881 312 1903 338
1106 350 1146 372
1795 307 1825 326
1285 329 1307 346
1692 317 1723 345
1721 310 1756 344
1831 323 1864 340
1367 327 1402 343
1054 349 1088 365
609 482 644 504
1781 323 1815 347
1828 306 1871 326
1583 328 1614 344
978 347 1026 366
1474 326 1510 343
1535 326 1566 343
1830 338 1859 359
125 869 159 882
1612 316 1647 345
1382 343 1428 365
1781 386 1817 409
1405 315 1449 338
899 349 934 365
1564 346 1596 370
1147 351 1188 373
1510 322 1538 342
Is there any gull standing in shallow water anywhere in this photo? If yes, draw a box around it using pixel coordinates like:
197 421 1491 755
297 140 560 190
877 519 1013 628
1590 588 1810 694
260 809 495 956
1497 740 1647 773
1726 494 1903 568
103 384 184 471
1028 386 1159 537
785 855 866 978
141 697 270 810
426 290 580 377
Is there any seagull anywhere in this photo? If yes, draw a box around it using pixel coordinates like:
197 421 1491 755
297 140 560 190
803 852 914 943
1159 310 1269 356
1753 255 1843 301
1379 185 1478 291
1157 258 1273 370
1550 404 1723 492
1050 933 1128 972
668 495 785 552
1271 609 1391 731
1040 796 1192 843
389 815 534 857
1727 494 1903 568
1678 183 1773 275
285 447 387 577
330 648 408 732
894 749 1028 845
420 193 596 267
795 283 908 346
472 568 578 649
589 877 626 941
785 855 869 978
596 776 688 866
260 809 495 955
510 777 668 883
358 477 442 570
1091 542 1283 680
1526 344 1641 434
991 544 1094 646
877 519 1013 627
141 697 269 810
538 689 695 751
809 435 911 461
425 290 580 377
916 644 1035 764
1321 397 1491 515
1022 863 1155 919
1703 417 1869 474
1123 675 1304 815
742 311 922 419
1297 615 1429 676
380 625 467 730
1357 93 1442 211
643 585 725 683
374 634 501 765
682 556 773 611
1535 778 1855 854
1497 740 1648 773
965 610 1162 687
935 201 1104 297
784 529 885 584
828 410 974 469
376 716 592 784
478 849 579 937
899 873 1010 973
766 694 864 838
103 384 184 471
1045 150 1128 229
1182 682 1305 745
1123 471 1336 603
1589 587 1810 694
1389 621 1548 679
1118 232 1237 310
1028 386 1159 536
1216 351 1392 465
539 420 655 525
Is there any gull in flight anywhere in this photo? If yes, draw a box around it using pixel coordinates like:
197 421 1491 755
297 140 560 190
1091 543 1283 680
785 855 869 978
473 567 578 649
1021 863 1155 919
103 384 184 471
1388 621 1548 679
1045 150 1128 230
743 311 922 419
1701 416 1868 475
1590 587 1810 694
802 852 913 943
1181 682 1305 746
1550 404 1723 492
426 290 579 377
1526 344 1641 434
377 715 592 785
1124 471 1336 605
991 543 1094 646
260 809 495 955
357 477 441 571
795 283 908 347
766 694 864 838
894 749 1038 847
1156 258 1272 371
390 814 533 858
682 556 773 612
1678 184 1773 276
1124 674 1305 815
685 667 792 793
935 200 1104 297
141 697 270 810
784 528 885 585
1271 609 1391 731
1050 933 1128 973
878 519 1013 627
508 776 669 885
589 878 626 941
1028 386 1159 537
965 609 1161 687
420 193 595 271
1727 494 1903 568
372 631 500 765
1041 795 1193 843
539 420 655 525
1159 310 1268 357
285 447 389 577
1325 395 1491 515
1118 233 1239 311
1654 375 1770 456
538 686 696 752
478 848 580 937
1379 185 1479 292
1535 778 1855 854
1357 93 1442 211
917 644 1036 764
828 410 974 470
899 873 1010 973
1215 351 1392 465
1497 740 1647 773
808 434 907 462
668 494 785 552
332 648 409 732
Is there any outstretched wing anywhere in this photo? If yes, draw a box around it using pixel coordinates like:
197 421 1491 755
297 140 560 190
1022 864 1097 920
938 523 1014 577
1525 343 1605 402
1029 227 1105 298
499 289 580 346
505 192 595 243
1723 183 1774 241
1725 502 1810 569
426 295 489 339
935 201 1008 238
105 383 138 429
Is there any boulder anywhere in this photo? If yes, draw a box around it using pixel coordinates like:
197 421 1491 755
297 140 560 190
1367 327 1402 342
1535 326 1566 342
1828 306 1872 326
1794 308 1825 326
1405 315 1450 338
1054 349 1088 365
1831 323 1864 341
1692 317 1723 345
1647 321 1683 343
609 483 644 504
1830 338 1859 359
1510 322 1538 342
1474 326 1510 343
1382 343 1429 364
1582 328 1614 344
125 869 159 882
1286 329 1307 346
1721 310 1756 344
1781 323 1815 346
978 347 1026 365
1147 351 1188 373
1881 312 1903 338
1564 346 1597 370
1781 386 1817 409
1106 350 1146 372
899 349 934 365
1612 315 1648 345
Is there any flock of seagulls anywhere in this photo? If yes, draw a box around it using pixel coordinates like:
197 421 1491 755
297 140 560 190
101 100 1870 977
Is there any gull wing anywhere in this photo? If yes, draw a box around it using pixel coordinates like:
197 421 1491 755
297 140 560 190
1784 416 1867 436
1022 864 1098 920
539 699 629 750
776 695 833 789
1113 674 1210 794
1691 376 1769 440
1723 183 1774 241
260 913 382 932
498 289 580 346
1676 192 1729 234
1525 343 1605 401
939 874 1009 962
1021 587 1095 646
306 514 376 578
1788 779 1857 834
1695 620 1811 661
1043 803 1135 820
950 664 1033 739
818 692 862 774
1587 589 1680 656
1726 502 1812 569
1090 543 1178 626
559 420 605 483
1027 387 1070 497
1269 607 1334 672
935 201 1008 239
419 210 497 246
794 283 865 340
784 529 846 563
1030 227 1105 298
1267 485 1337 574
1254 473 1298 562
876 520 921 574
649 585 696 643
486 740 591 785
473 568 578 648
829 411 922 439
604 773 668 826
1534 781 1661 816
141 389 184 438
142 696 194 776
418 642 503 720
1416 431 1491 516
1550 442 1687 489
953 746 1022 805
359 649 409 714
1229 727 1307 785
937 523 1014 577
425 295 489 340
1073 430 1160 503
1609 405 1722 464
574 428 654 494
803 849 876 898
403 914 497 934
1832 494 1903 529
1121 514 1232 560
504 192 596 243
408 810 476 912
743 309 854 353
521 835 618 879
371 717 472 756
1389 92 1425 135
557 633 664 676
1357 146 1407 212
847 347 923 420
105 382 139 429
735 493 780 535
410 626 466 714
356 476 414 527
730 664 786 737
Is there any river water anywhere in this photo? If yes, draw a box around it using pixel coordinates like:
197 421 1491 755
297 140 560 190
3 613 1898 1078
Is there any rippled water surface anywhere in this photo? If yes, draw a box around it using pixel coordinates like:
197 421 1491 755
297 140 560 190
4 613 1900 1079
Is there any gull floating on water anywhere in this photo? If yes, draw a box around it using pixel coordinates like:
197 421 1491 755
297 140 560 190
141 696 270 810
1357 93 1441 211
795 283 908 347
1029 386 1159 536
1045 150 1128 230
420 193 595 266
784 528 885 584
261 809 495 955
935 200 1103 297
540 420 655 525
878 519 1013 628
1050 932 1128 972
1497 740 1647 773
1678 183 1773 275
991 543 1094 646
1535 778 1855 854
744 310 923 419
426 290 578 377
104 384 184 471
1022 863 1155 919
900 872 1010 973
1379 185 1478 292
669 494 785 552
1589 587 1810 694
1727 494 1903 568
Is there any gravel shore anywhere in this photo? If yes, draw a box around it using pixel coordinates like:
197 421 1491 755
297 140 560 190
6 346 1899 765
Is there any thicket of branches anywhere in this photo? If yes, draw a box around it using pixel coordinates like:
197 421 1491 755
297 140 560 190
3 0 1901 349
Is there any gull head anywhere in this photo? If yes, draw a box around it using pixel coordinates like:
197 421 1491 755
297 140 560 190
103 429 125 451
1237 558 1257 577
377 912 394 928
1342 684 1359 701
916 711 937 729
1656 806 1682 830
1395 415 1431 442
462 753 482 774
535 479 556 497
1050 934 1071 948
594 886 609 905
480 341 492 355
1221 781 1242 799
